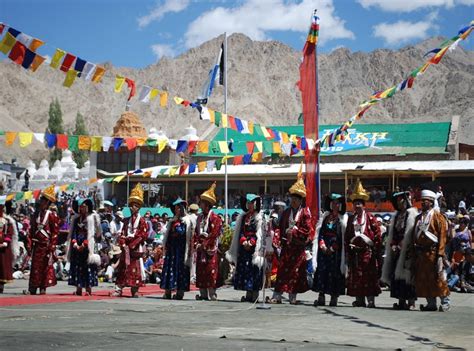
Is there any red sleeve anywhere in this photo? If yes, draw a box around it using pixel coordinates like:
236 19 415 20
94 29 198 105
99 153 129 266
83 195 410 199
127 217 148 249
291 208 312 240
204 213 222 250
49 212 60 248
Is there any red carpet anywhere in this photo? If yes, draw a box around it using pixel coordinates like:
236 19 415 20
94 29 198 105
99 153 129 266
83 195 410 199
0 285 194 307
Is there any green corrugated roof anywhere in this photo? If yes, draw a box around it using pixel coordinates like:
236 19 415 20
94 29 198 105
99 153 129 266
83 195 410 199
194 122 450 157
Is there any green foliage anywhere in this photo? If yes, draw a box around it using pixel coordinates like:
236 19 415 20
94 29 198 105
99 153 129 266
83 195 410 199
47 98 64 164
72 112 89 168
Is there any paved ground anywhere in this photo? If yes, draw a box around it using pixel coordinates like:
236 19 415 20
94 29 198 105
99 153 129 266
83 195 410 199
0 280 472 350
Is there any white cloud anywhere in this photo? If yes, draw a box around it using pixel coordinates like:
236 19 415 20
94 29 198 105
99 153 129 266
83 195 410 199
373 12 438 46
358 0 473 12
138 0 190 28
183 0 354 49
151 44 177 60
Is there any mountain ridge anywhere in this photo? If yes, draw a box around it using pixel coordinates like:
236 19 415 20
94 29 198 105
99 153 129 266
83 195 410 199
0 33 472 164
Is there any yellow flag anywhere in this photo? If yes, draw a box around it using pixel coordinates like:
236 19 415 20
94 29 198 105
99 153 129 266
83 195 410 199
113 175 126 183
91 136 102 152
281 132 289 143
92 66 106 83
160 92 168 107
209 109 215 124
169 166 178 177
6 194 14 201
114 75 125 93
18 132 33 147
149 89 159 101
24 191 33 200
197 141 209 153
248 122 254 134
136 138 146 147
273 142 282 154
173 96 184 105
222 155 233 163
197 161 207 172
158 140 167 153
0 32 16 55
5 132 17 146
221 114 228 128
218 141 229 154
78 135 91 150
251 152 263 163
63 69 78 88
50 48 66 69
254 142 263 152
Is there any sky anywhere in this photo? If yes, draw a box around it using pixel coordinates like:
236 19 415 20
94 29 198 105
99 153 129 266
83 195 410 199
1 0 473 68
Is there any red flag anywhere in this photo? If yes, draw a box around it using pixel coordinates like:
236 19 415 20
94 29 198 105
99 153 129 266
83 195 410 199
298 14 320 224
56 134 68 149
125 78 136 101
8 41 26 65
188 140 198 154
60 53 76 72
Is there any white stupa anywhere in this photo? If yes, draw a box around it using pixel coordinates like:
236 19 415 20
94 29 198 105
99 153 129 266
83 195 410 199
148 128 169 143
60 150 79 180
20 160 37 179
180 125 199 141
33 160 50 180
48 160 62 180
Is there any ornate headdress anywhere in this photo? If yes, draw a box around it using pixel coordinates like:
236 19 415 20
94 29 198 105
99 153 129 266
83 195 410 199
128 183 144 206
289 163 306 198
41 185 56 203
349 179 370 202
200 182 217 205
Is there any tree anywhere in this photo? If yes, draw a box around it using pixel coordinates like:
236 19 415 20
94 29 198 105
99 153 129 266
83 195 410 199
72 112 89 168
47 98 64 165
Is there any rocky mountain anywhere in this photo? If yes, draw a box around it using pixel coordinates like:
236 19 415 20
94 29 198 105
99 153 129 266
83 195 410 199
0 33 473 164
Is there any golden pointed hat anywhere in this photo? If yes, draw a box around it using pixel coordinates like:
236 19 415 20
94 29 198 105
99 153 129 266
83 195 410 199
41 185 56 202
128 183 144 206
349 178 370 202
200 182 217 205
289 163 307 198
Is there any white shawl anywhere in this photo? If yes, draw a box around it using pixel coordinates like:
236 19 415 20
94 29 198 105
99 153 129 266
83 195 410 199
5 215 20 262
225 211 265 269
381 207 418 285
66 214 97 265
162 215 193 267
312 211 348 275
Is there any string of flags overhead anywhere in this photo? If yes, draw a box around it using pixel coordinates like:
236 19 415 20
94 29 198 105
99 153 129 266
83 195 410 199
0 178 99 202
168 21 474 148
0 129 309 157
317 21 474 147
0 20 472 150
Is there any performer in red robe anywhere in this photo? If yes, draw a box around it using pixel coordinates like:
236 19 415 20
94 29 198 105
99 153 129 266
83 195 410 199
194 182 223 301
345 179 382 308
270 169 313 304
113 183 148 297
25 185 59 295
0 199 19 293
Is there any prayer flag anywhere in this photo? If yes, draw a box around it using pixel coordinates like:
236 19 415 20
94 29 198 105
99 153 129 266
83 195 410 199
8 41 26 65
63 69 78 87
115 75 125 93
160 92 168 107
92 66 105 83
68 135 79 151
196 41 224 105
197 141 209 153
56 134 68 149
78 135 91 150
30 54 46 72
50 48 66 69
18 132 33 147
91 136 102 152
0 32 16 55
60 53 76 72
5 132 17 146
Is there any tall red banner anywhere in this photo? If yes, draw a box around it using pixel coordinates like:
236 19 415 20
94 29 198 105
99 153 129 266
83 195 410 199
299 14 320 223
